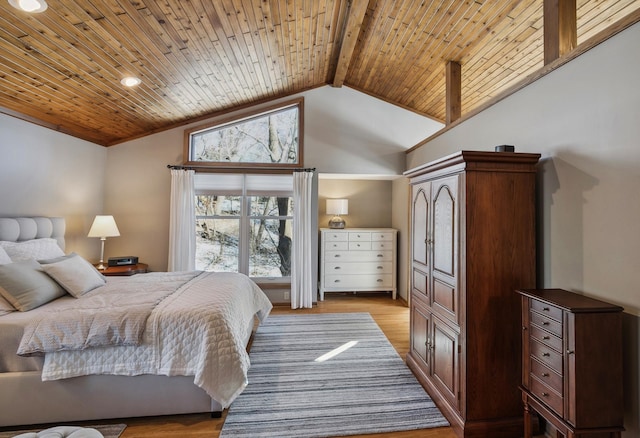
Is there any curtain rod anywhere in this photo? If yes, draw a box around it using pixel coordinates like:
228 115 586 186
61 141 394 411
167 164 315 172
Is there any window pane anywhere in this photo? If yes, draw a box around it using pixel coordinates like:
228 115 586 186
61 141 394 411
196 195 241 216
249 219 293 278
189 105 300 165
249 196 293 217
196 218 239 272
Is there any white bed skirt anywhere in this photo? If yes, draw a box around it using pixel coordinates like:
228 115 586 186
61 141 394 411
0 371 221 427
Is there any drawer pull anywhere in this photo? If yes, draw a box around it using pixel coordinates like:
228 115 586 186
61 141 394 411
334 267 341 270
566 350 575 355
334 254 341 258
377 266 383 270
377 279 383 283
357 244 361 247
542 322 550 326
542 353 550 357
377 254 383 258
541 392 549 398
543 336 550 340
541 373 550 377
543 307 550 311
334 280 341 283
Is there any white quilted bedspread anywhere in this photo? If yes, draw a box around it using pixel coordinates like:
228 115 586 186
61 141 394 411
39 271 272 408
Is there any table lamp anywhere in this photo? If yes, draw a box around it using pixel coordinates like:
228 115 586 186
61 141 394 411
88 215 120 270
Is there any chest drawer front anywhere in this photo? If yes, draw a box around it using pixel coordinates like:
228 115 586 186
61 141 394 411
531 299 563 322
349 241 372 251
530 358 563 394
530 376 564 416
530 339 563 374
324 241 348 251
530 311 563 338
372 241 393 250
324 232 348 242
371 232 394 241
325 251 392 262
530 325 563 352
348 232 371 242
325 274 393 288
325 261 392 275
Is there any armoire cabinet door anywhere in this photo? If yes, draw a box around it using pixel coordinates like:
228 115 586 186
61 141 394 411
411 182 430 267
411 303 431 372
411 182 431 304
432 315 460 412
431 176 459 324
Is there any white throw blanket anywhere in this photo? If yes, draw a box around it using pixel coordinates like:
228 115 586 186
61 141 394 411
17 272 199 355
25 271 272 408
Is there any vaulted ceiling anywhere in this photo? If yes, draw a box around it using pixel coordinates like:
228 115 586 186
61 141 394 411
0 0 639 146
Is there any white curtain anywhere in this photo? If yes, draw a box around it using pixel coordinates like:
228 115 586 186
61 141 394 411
291 170 314 309
168 168 196 272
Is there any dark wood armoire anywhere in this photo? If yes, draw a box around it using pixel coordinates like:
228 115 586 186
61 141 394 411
404 150 541 437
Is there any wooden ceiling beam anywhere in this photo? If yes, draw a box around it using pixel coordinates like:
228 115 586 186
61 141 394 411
332 0 370 88
544 0 577 65
446 61 462 125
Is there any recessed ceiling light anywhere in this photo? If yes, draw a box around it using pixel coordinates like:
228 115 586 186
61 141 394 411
8 0 48 13
120 76 142 87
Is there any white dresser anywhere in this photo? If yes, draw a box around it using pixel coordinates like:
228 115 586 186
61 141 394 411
319 228 397 300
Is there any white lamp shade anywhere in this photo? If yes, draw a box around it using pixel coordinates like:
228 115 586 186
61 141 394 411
326 199 348 215
88 215 120 238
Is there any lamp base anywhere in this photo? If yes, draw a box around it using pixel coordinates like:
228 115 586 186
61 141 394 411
328 216 346 229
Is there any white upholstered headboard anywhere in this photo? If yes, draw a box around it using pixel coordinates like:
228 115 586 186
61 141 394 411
0 217 66 251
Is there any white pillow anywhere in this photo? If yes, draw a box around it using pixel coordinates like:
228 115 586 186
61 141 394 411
40 253 106 298
0 259 67 311
0 246 11 265
1 238 65 262
0 294 15 316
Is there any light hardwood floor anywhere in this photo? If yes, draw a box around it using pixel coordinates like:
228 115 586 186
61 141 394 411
23 294 457 438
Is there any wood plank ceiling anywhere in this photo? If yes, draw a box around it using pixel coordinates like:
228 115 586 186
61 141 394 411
0 0 638 146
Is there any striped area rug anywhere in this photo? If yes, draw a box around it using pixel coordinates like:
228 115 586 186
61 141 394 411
220 312 449 438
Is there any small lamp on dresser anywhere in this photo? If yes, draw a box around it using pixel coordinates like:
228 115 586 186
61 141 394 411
326 199 348 229
88 215 120 270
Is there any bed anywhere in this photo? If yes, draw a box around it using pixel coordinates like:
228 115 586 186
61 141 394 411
0 217 273 427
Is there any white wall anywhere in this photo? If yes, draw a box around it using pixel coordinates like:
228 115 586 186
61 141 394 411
407 21 640 437
305 86 443 175
0 114 106 257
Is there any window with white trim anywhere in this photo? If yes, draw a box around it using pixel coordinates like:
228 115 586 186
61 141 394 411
194 173 293 281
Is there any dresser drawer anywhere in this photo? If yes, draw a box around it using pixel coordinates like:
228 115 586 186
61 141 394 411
349 241 372 251
531 299 563 322
530 358 563 394
324 232 348 242
371 232 394 241
530 375 564 416
530 324 563 352
372 241 393 250
325 274 393 288
348 232 371 242
325 250 392 262
530 339 563 374
324 241 348 251
325 261 392 275
530 311 563 338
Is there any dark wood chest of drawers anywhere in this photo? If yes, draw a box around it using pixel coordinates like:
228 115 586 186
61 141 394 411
517 288 624 438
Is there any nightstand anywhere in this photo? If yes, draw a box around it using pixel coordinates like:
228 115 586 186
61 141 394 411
98 263 149 276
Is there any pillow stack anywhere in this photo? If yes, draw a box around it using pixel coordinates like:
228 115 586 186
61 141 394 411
0 239 106 313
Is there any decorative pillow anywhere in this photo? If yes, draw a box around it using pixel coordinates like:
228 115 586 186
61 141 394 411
40 253 106 298
0 246 11 265
0 294 15 316
0 259 67 311
0 238 65 262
